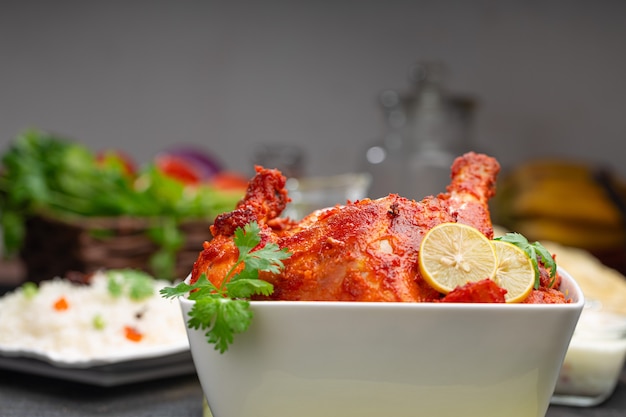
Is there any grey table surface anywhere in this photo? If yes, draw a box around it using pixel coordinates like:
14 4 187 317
1 365 625 417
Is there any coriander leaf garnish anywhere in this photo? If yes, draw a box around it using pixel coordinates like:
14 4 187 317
494 232 557 289
160 221 292 353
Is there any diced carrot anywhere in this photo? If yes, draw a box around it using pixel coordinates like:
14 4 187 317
124 326 143 342
53 297 69 311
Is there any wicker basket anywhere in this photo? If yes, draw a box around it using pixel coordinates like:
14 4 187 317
19 214 212 282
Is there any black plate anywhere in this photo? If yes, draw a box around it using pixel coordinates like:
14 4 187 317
0 350 195 386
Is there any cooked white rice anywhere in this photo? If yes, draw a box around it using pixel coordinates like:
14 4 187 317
0 271 189 366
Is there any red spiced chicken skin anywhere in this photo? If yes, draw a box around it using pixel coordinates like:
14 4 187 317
191 152 566 304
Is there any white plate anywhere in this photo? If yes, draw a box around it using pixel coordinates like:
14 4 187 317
0 271 194 384
0 339 190 368
0 320 193 386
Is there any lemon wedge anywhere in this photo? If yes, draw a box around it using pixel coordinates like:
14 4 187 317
419 222 497 294
492 240 535 303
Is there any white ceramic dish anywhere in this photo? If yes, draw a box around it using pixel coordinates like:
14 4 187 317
181 268 584 417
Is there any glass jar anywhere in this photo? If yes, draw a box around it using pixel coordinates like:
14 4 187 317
361 89 409 199
401 61 474 200
362 61 479 201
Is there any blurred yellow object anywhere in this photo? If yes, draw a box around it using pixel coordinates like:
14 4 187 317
513 218 624 250
491 158 626 273
508 177 622 227
498 159 597 184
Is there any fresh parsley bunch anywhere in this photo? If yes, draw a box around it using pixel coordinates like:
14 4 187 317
160 221 291 353
494 232 557 289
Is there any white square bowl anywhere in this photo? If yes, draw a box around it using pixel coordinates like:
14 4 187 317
181 268 584 417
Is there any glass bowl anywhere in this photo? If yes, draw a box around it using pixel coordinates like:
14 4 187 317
551 300 626 406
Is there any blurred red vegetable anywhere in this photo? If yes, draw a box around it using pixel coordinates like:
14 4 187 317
209 171 249 191
96 150 137 178
156 146 223 184
154 154 202 185
162 146 222 178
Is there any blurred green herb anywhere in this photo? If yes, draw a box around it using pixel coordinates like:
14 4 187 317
106 269 155 301
0 129 243 279
160 221 292 353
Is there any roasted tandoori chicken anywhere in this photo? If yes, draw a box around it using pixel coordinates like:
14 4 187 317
190 152 566 303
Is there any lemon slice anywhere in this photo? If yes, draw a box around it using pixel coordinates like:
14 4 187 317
419 222 497 294
492 240 535 303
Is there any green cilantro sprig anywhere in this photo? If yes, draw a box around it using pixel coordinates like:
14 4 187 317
160 221 292 353
494 232 557 289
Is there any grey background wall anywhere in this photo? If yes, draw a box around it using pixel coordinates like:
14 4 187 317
2 0 625 179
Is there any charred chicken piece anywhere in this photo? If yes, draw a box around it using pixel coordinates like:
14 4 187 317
191 152 536 302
